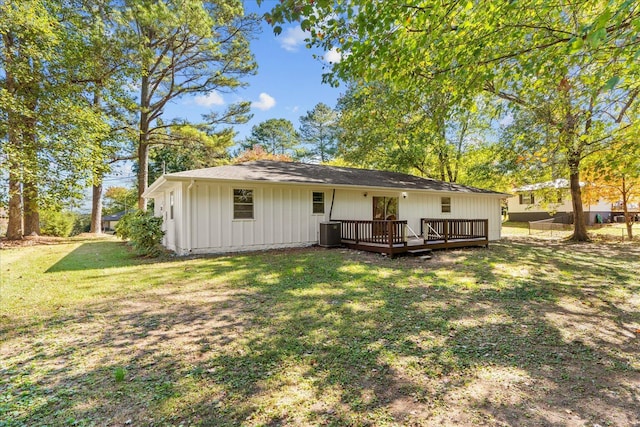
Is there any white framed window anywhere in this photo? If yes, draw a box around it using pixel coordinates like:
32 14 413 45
312 192 325 214
519 193 534 205
441 196 451 213
233 189 254 219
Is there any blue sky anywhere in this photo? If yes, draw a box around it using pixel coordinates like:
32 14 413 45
103 1 344 193
165 1 344 142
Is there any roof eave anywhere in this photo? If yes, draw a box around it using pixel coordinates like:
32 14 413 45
142 175 168 198
154 174 507 197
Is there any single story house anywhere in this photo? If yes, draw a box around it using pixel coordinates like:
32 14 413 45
102 211 126 231
142 161 508 255
507 179 612 224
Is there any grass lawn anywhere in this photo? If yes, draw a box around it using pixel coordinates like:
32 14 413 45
502 221 640 241
1 235 639 426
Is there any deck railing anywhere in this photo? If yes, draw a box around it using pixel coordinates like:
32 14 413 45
338 220 407 247
421 218 488 243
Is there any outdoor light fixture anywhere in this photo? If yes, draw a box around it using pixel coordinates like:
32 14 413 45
402 192 408 199
363 192 368 197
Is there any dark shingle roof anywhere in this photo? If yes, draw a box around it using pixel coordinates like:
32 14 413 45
165 161 505 195
102 211 126 221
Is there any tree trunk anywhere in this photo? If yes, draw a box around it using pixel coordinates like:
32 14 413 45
22 118 39 235
621 177 633 240
23 182 40 235
90 90 104 234
568 158 589 241
90 181 103 234
3 32 22 240
138 141 149 211
138 71 150 211
623 205 633 240
6 160 23 240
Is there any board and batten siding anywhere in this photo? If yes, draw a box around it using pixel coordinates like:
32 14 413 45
331 189 502 241
152 182 503 255
152 182 183 253
186 181 329 254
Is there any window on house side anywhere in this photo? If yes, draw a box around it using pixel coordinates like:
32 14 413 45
441 197 451 213
519 193 534 205
233 189 254 219
170 191 174 220
312 192 325 214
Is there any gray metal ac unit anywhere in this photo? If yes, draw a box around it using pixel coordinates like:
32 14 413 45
319 221 341 247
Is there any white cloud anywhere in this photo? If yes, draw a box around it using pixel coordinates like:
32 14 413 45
251 93 276 111
324 47 342 64
279 26 308 52
194 91 224 107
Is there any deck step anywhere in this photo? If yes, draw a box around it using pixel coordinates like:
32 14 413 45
407 248 433 256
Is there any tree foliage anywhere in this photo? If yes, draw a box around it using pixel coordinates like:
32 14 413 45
264 0 640 241
298 102 338 162
39 209 75 237
123 0 259 209
104 186 137 215
582 139 640 239
146 122 236 183
241 118 301 157
336 82 491 182
233 145 293 163
1 0 111 239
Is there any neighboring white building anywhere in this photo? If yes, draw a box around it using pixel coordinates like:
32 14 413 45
507 179 612 224
143 161 507 255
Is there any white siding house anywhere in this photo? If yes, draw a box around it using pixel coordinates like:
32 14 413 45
507 179 612 224
143 161 507 255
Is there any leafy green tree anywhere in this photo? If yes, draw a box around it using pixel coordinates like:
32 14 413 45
582 138 640 239
147 122 234 183
242 118 301 157
104 186 137 215
264 0 640 241
298 102 338 162
232 145 293 163
122 0 259 209
336 82 490 182
74 0 138 234
1 0 109 239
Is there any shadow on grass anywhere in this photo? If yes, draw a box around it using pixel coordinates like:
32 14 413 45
2 242 639 426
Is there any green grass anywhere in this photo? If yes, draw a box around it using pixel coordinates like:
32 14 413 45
1 236 639 426
503 220 640 241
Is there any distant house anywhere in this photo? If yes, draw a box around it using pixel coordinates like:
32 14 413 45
102 211 126 231
507 179 612 224
142 161 508 255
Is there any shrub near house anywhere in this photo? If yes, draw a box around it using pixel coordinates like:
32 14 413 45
115 211 164 256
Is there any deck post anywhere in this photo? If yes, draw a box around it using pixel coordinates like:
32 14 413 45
484 219 488 242
403 223 407 246
388 220 394 249
444 219 449 244
355 221 359 244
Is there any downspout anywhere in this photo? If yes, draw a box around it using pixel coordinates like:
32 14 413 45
329 188 336 221
186 179 195 254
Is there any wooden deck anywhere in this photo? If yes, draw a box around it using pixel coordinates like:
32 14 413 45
337 219 489 256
